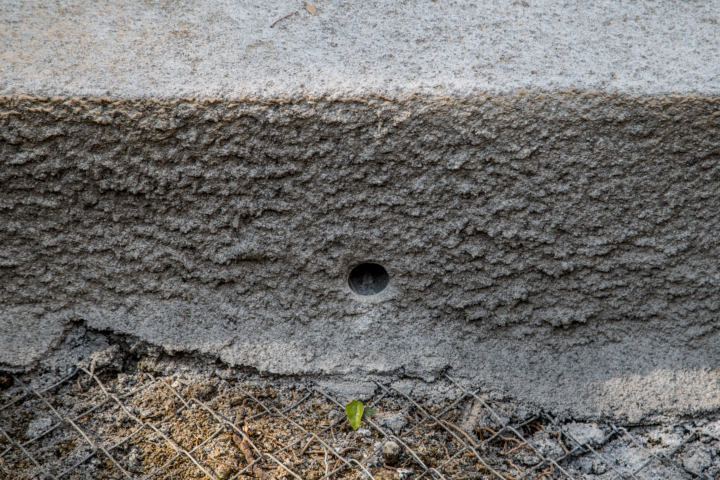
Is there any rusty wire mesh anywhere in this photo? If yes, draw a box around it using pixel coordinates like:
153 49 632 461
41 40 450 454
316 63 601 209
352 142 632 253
0 364 716 480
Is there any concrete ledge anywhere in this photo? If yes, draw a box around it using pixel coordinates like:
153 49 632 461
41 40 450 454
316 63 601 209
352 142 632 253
2 0 720 422
2 0 719 98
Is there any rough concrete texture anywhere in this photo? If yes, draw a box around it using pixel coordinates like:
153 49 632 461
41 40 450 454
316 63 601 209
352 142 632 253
2 0 720 422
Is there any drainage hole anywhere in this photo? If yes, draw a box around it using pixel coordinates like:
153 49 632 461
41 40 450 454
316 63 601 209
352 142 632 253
348 263 389 296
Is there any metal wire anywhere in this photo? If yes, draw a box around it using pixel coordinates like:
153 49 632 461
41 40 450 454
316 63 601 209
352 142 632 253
0 366 714 480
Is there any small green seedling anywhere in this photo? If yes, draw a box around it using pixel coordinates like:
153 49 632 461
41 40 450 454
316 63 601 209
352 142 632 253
345 400 376 430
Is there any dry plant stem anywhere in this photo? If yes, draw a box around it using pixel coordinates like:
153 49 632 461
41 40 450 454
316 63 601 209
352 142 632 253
442 420 478 447
270 11 298 28
299 437 315 456
500 442 529 456
337 446 358 455
233 432 276 480
233 410 276 480
477 426 497 439
550 431 569 454
442 443 450 460
538 461 554 479
497 435 523 445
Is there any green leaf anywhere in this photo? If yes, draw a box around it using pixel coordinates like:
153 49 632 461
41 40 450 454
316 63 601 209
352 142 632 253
345 400 364 430
363 407 377 417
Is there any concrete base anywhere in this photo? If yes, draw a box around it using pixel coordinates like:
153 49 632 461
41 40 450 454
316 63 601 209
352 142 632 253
2 1 720 421
2 94 720 421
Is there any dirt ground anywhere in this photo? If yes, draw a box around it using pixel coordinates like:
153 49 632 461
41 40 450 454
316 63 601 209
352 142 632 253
1 348 719 480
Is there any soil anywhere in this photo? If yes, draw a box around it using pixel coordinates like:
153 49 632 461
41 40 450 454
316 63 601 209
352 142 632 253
1 348 718 480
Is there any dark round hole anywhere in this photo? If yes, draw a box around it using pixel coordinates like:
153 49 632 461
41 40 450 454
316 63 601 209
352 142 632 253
348 263 389 296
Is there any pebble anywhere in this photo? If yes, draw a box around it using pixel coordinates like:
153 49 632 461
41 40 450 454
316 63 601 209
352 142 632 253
563 422 605 446
380 415 407 435
532 431 565 458
383 441 402 465
216 464 236 479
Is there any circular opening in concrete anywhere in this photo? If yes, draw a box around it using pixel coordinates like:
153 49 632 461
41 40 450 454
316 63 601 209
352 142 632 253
348 263 389 296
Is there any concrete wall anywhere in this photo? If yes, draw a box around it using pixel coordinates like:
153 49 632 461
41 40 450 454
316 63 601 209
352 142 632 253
2 0 720 421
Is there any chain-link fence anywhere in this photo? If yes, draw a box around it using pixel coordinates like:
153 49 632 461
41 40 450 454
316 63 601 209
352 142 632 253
0 360 717 480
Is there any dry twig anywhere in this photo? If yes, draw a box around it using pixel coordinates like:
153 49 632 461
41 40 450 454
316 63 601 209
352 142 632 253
499 442 528 456
476 426 497 440
442 420 478 448
337 446 358 456
299 437 315 456
232 409 276 480
270 11 298 28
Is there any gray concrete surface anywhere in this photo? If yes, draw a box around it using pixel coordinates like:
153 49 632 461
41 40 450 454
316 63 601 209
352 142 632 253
2 0 720 422
2 0 720 98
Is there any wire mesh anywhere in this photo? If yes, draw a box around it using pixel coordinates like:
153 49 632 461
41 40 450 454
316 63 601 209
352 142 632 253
0 364 716 480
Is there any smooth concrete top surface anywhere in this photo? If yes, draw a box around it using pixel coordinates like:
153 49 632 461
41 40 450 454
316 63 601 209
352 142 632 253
2 0 720 98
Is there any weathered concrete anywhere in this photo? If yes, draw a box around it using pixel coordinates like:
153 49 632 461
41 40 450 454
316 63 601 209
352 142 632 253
2 0 720 98
2 0 720 422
